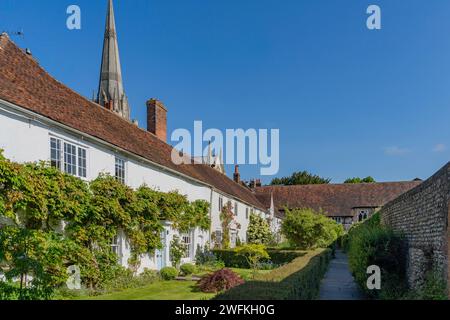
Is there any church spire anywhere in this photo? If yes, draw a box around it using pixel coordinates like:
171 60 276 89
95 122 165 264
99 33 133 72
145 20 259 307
97 0 130 120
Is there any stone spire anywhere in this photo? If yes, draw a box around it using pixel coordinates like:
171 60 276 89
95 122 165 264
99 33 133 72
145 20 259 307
97 0 130 120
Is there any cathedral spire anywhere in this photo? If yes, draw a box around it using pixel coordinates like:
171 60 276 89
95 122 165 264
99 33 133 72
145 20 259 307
97 0 130 120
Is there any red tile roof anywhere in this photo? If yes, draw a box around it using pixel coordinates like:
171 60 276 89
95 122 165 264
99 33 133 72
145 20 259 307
0 34 266 210
254 181 421 217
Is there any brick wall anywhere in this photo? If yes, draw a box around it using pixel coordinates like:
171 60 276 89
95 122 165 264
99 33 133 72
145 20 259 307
380 163 450 295
147 99 167 142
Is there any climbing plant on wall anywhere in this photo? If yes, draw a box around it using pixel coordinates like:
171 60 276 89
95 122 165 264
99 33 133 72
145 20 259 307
219 202 240 249
0 151 211 298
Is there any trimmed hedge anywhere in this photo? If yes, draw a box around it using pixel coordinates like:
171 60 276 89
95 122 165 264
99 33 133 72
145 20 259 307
212 249 305 268
215 249 332 300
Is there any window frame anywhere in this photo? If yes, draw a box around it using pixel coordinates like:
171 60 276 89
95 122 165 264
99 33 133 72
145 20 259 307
181 232 192 259
115 157 126 184
111 235 120 256
50 136 88 178
50 137 61 170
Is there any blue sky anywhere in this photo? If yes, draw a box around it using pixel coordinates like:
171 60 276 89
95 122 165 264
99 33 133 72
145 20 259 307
1 0 450 184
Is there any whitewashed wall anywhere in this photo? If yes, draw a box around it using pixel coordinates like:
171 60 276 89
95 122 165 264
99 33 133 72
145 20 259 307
0 101 270 271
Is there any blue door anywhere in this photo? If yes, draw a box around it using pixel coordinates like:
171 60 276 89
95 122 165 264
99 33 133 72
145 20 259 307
156 231 166 270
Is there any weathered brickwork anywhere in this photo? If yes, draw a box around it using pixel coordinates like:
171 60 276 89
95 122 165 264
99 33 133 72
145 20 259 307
381 163 450 295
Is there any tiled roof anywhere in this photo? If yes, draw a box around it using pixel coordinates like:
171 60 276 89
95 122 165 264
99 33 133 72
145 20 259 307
254 181 421 217
0 34 266 210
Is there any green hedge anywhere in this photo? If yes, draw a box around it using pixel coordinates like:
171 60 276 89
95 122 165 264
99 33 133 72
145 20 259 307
215 249 332 300
212 249 305 268
346 213 408 299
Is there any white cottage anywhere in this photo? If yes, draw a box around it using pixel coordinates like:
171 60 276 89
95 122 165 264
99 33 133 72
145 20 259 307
0 1 270 272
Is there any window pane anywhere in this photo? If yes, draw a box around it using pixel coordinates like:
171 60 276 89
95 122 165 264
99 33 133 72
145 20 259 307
50 138 61 169
78 148 87 178
115 157 125 184
182 233 191 258
64 142 77 175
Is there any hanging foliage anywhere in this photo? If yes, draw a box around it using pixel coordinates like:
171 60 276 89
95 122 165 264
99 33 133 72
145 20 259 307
0 151 212 296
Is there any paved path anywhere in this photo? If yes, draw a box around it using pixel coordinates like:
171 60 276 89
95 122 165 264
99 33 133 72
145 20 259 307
319 249 364 300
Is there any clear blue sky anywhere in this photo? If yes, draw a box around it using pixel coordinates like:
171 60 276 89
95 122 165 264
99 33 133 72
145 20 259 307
1 0 450 184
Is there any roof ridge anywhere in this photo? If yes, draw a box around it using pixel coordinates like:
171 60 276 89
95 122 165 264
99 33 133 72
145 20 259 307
257 181 420 188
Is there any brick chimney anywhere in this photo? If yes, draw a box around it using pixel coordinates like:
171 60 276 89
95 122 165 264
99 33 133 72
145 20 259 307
233 165 241 184
147 99 167 142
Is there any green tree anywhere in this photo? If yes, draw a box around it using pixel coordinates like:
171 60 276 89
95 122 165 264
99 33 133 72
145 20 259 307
344 176 376 184
235 244 270 278
246 213 274 245
270 171 331 186
281 208 344 250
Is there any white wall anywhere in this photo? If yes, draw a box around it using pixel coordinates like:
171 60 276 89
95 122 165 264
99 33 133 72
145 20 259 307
0 101 270 271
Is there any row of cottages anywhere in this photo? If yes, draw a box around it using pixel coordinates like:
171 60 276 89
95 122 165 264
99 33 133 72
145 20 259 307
0 31 273 272
253 182 421 230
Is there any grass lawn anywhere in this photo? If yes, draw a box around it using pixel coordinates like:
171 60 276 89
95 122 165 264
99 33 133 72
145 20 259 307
75 268 271 300
79 280 215 300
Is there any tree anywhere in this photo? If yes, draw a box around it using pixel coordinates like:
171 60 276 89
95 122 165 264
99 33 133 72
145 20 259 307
246 214 274 245
270 171 331 186
344 176 376 184
235 244 270 278
281 208 344 250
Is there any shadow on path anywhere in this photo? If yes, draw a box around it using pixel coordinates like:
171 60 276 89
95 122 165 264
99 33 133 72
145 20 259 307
319 249 365 300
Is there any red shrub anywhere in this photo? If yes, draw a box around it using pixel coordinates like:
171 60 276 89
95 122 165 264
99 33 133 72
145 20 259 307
197 268 245 293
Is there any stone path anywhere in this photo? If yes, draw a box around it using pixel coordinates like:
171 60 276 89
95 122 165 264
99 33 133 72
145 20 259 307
319 249 364 300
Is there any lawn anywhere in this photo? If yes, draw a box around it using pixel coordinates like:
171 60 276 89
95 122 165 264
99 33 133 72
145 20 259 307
76 268 271 300
80 280 215 300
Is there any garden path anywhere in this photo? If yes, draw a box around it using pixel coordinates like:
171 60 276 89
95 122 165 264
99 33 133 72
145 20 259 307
318 249 364 300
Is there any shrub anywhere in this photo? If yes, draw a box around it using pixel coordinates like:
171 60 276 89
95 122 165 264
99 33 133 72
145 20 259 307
235 244 270 278
136 269 160 285
281 208 344 250
197 268 244 293
195 245 217 266
160 267 179 281
180 263 196 276
216 249 332 300
247 214 274 245
347 213 407 299
410 269 448 300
